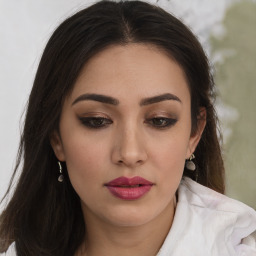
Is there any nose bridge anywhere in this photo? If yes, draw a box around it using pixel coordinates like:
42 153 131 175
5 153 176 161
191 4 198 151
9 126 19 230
113 120 147 167
122 124 140 151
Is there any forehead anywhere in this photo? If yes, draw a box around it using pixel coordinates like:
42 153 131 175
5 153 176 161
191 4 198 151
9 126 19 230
69 43 190 104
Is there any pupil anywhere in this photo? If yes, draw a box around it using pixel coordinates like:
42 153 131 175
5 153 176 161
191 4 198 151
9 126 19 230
155 118 164 125
94 118 103 125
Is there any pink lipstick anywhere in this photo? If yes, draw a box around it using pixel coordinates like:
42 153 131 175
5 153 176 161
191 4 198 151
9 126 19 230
105 176 153 200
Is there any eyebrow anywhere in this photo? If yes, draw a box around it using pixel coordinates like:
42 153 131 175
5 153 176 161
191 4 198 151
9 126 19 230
140 93 182 106
72 93 181 106
72 93 119 106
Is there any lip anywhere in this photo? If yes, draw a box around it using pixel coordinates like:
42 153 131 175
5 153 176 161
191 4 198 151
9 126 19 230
104 176 154 200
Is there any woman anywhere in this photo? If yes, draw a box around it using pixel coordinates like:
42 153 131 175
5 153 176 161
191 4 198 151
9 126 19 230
0 1 255 255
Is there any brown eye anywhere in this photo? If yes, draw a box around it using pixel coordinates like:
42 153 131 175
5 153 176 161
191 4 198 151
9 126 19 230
146 117 177 128
79 117 113 129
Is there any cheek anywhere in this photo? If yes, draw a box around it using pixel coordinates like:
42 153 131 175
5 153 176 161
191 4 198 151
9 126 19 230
153 143 187 174
61 132 109 190
64 142 108 208
149 129 191 182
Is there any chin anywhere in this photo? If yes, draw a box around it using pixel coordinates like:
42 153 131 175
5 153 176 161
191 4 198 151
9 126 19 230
102 206 156 227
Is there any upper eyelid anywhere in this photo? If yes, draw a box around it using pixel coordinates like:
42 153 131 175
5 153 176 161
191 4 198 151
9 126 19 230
145 116 177 123
75 108 180 120
79 116 113 128
146 117 177 122
79 116 112 121
78 115 175 120
77 112 111 119
150 120 177 129
146 113 178 120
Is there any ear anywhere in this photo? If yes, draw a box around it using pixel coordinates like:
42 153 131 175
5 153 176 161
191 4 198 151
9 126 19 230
50 130 66 161
186 107 207 158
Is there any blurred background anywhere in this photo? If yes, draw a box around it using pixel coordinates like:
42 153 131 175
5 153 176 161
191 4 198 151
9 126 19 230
0 0 255 209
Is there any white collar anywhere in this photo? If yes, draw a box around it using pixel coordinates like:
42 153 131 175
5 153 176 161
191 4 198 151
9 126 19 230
157 177 256 256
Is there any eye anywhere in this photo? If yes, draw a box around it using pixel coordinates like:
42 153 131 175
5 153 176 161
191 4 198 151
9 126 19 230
79 117 113 129
146 117 177 128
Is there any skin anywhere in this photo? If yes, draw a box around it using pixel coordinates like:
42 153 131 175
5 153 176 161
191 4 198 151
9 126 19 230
51 43 206 256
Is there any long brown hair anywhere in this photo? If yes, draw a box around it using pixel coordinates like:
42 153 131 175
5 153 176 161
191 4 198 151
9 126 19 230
0 1 224 255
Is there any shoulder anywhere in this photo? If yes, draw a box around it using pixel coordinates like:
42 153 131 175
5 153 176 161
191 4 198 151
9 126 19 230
180 177 256 255
179 177 256 216
0 243 16 256
158 177 256 256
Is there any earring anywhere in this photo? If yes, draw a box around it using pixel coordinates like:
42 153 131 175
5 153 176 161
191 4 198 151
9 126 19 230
186 154 196 171
58 161 64 182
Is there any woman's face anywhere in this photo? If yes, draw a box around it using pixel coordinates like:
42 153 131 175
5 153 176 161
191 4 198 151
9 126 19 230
51 44 203 227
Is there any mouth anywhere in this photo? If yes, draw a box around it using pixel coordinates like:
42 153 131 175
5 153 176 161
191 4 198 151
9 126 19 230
104 176 154 200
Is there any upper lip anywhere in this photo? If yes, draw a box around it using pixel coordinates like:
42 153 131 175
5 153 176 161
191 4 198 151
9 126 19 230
105 176 153 187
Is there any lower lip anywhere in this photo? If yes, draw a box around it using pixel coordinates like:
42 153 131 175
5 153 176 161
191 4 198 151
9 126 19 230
106 185 152 200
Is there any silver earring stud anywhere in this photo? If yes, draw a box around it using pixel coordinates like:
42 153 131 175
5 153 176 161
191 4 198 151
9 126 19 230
185 153 196 171
58 161 64 182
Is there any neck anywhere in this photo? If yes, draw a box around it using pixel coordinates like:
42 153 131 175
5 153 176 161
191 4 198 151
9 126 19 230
77 198 176 256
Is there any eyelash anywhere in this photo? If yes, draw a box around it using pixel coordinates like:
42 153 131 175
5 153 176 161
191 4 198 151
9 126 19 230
145 117 177 129
79 117 113 129
79 116 177 129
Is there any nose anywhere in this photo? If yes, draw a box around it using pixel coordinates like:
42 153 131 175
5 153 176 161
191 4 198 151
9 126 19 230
111 126 148 168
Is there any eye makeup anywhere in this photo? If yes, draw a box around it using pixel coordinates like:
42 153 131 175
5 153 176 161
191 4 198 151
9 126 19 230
74 99 181 131
78 116 113 129
145 116 177 129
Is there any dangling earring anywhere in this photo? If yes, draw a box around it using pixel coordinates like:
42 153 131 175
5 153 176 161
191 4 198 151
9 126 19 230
186 153 196 171
58 161 64 182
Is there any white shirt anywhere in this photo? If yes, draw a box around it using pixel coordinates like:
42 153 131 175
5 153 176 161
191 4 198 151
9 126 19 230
157 178 256 256
2 177 256 256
